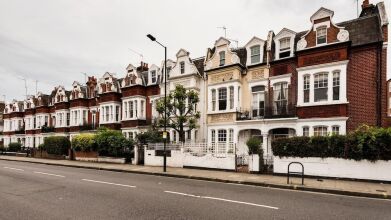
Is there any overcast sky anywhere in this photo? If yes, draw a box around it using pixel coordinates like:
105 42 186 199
0 0 389 102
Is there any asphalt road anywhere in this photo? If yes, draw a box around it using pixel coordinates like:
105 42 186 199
0 160 390 220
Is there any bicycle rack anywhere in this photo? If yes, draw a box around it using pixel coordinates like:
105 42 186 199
287 162 304 185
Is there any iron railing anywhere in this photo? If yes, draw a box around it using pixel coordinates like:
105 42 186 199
236 104 296 120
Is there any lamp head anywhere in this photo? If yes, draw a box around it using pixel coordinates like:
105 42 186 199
147 34 156 41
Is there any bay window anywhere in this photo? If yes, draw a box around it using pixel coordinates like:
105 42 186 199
229 86 234 110
251 85 265 117
218 88 227 110
211 89 216 111
332 125 340 135
333 71 340 101
273 82 288 115
250 45 261 64
314 73 328 102
211 130 216 143
303 126 309 137
303 75 310 103
314 126 328 136
218 129 227 143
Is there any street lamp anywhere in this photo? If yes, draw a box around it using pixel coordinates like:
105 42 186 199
147 34 167 172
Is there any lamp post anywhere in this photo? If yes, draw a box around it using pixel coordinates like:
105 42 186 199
147 34 167 172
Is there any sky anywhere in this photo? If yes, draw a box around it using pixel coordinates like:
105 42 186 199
0 0 390 102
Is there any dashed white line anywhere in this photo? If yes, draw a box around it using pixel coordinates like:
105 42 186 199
82 179 136 188
164 190 279 210
34 171 65 178
3 166 24 171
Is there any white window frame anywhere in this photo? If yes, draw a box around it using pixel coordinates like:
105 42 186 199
316 26 327 45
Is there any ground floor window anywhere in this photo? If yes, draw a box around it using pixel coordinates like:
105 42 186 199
303 126 309 137
218 130 227 143
332 125 340 135
314 126 328 136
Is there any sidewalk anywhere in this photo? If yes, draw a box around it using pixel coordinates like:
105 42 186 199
1 155 390 200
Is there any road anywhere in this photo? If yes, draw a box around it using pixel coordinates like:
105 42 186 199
0 160 390 220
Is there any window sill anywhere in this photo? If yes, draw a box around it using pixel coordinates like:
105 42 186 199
297 101 349 107
207 110 236 115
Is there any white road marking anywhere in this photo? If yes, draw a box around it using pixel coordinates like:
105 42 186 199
34 171 65 178
82 179 136 188
164 190 279 210
164 190 201 198
202 196 279 209
3 166 24 171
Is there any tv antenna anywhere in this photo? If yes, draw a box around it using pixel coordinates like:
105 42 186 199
34 80 39 95
17 76 28 99
129 48 144 62
81 72 88 83
217 26 227 37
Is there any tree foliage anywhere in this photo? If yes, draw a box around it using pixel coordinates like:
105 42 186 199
155 84 200 142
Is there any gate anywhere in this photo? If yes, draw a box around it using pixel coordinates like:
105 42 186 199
236 153 249 173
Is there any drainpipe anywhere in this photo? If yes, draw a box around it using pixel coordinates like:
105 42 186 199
376 42 383 127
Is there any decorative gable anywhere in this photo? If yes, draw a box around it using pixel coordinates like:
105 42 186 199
98 72 119 94
205 37 241 71
70 81 85 100
297 7 349 51
169 49 199 79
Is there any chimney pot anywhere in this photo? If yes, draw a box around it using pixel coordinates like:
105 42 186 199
362 0 369 9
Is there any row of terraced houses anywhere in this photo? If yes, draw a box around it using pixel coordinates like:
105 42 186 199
1 1 390 159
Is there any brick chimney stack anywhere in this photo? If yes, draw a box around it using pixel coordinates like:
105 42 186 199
362 0 369 9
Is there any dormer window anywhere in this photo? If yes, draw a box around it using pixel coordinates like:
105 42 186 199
250 45 261 64
279 37 291 58
219 51 225 66
151 70 156 83
180 61 185 74
316 26 327 45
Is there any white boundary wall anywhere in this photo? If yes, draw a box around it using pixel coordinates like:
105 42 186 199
144 143 236 170
274 157 391 181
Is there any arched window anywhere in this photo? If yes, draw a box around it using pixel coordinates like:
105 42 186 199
316 26 327 45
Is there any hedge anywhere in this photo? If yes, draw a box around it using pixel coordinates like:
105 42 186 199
72 133 97 152
272 126 391 161
95 127 134 158
42 136 71 156
8 142 22 152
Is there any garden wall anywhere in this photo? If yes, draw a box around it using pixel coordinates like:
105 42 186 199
274 157 391 181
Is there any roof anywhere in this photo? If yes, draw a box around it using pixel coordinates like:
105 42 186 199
192 57 205 75
232 47 247 66
337 14 382 46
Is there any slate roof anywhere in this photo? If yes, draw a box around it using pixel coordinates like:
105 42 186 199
338 14 382 46
232 47 247 66
192 57 205 75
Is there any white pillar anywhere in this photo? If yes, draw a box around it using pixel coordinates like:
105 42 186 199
262 134 268 158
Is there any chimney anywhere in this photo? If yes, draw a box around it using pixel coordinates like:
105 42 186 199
362 0 369 9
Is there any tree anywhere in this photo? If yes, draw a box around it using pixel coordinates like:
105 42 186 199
156 84 200 143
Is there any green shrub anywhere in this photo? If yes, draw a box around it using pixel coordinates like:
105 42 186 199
271 125 391 161
95 127 134 158
43 136 71 155
8 142 22 152
72 133 97 152
246 137 261 155
137 128 163 144
309 136 329 158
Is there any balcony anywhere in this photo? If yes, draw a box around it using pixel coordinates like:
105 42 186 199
41 126 55 133
14 127 25 135
236 104 296 121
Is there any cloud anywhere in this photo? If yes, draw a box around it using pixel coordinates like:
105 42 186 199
0 0 389 102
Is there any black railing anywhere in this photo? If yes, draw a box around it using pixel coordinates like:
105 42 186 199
236 104 296 120
15 127 25 134
79 124 96 131
41 126 55 133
